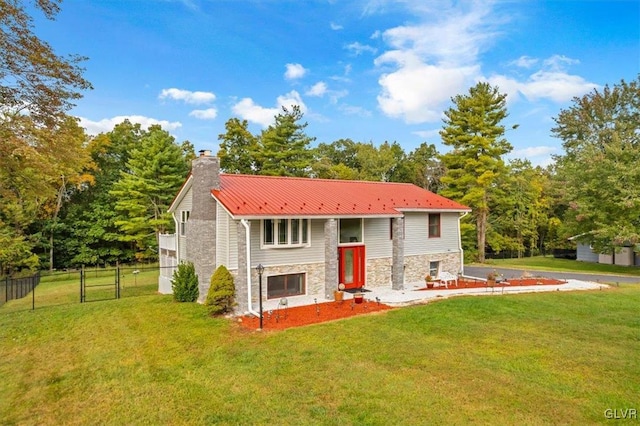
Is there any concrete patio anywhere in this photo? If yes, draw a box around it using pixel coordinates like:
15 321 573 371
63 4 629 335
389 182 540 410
262 277 609 311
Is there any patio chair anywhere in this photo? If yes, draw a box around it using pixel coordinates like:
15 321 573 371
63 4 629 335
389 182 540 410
435 271 458 288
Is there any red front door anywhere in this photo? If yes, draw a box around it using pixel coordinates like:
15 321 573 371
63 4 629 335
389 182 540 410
339 245 365 290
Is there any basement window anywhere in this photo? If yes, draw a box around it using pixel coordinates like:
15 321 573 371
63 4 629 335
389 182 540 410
267 273 306 299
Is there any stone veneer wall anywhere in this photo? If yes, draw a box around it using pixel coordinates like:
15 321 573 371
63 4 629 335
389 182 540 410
403 252 461 284
250 263 326 304
365 257 392 289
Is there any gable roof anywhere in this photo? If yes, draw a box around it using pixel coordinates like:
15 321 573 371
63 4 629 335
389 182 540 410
212 174 470 219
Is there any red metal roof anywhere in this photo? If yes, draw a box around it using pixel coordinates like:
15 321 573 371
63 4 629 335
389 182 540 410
213 174 470 217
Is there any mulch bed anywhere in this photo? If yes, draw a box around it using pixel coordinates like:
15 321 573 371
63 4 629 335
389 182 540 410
237 298 392 331
236 277 567 331
418 277 566 291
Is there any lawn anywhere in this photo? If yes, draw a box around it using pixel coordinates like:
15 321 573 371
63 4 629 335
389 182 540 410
481 255 640 276
1 272 639 424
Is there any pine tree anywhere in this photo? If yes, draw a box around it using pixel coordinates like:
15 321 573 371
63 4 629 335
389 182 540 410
258 105 315 177
110 125 190 260
217 118 259 174
439 82 512 262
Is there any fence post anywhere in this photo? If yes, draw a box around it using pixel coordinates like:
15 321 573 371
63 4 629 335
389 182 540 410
32 274 35 311
80 265 84 303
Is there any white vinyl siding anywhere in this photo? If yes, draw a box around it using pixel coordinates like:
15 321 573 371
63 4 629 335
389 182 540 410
216 203 230 268
251 219 324 266
404 212 460 256
173 187 193 261
364 218 392 259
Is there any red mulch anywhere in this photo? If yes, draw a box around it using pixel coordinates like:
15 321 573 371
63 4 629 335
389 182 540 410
236 278 567 331
237 298 392 331
418 277 566 291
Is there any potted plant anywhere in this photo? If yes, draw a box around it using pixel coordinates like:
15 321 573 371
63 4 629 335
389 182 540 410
425 275 434 289
486 271 497 287
334 283 345 302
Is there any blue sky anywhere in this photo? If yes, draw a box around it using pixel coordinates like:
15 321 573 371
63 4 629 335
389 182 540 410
32 0 639 166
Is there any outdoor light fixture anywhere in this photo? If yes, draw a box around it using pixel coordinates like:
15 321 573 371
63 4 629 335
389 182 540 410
256 264 265 329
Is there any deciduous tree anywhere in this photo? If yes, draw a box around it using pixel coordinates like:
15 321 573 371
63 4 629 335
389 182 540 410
552 76 640 253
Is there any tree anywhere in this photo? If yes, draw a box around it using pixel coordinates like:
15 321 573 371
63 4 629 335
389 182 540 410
110 125 190 260
217 118 259 174
552 76 640 253
1 0 92 126
405 142 443 192
0 114 93 273
258 105 315 177
439 82 512 262
55 120 145 267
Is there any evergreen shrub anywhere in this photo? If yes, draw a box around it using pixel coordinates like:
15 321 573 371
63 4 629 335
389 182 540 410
171 262 199 302
205 265 235 315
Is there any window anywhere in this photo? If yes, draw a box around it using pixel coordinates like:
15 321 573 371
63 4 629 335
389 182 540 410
428 213 441 238
339 218 362 244
179 210 190 236
267 273 306 299
429 261 440 278
262 219 309 247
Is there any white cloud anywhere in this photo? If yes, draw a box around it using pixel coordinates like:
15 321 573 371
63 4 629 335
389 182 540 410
373 2 498 123
78 115 182 135
510 56 538 69
158 88 216 104
512 146 557 158
189 108 218 120
284 63 308 80
345 41 377 56
232 91 307 127
490 57 599 104
339 104 372 117
412 129 440 139
306 81 328 97
330 22 343 30
377 54 479 122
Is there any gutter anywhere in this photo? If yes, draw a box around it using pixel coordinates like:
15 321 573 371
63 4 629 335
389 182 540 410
241 219 260 318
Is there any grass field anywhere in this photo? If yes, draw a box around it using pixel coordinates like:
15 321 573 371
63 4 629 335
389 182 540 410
481 255 640 276
1 268 639 425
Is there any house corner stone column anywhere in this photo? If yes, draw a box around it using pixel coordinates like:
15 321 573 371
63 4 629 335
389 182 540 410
185 154 219 302
391 216 405 290
324 219 338 299
235 220 249 314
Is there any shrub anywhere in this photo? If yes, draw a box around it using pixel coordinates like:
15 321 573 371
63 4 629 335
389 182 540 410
171 262 199 302
205 265 235 315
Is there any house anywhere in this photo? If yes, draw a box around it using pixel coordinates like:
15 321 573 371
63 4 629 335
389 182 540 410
158 151 471 315
569 234 640 266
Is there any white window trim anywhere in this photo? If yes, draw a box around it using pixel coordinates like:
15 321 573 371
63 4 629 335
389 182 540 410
338 218 365 246
260 218 311 249
179 210 190 236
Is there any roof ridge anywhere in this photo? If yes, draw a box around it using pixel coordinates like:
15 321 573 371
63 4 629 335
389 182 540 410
221 173 417 186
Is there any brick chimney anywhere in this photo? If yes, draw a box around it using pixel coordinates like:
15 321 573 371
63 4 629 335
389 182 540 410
186 151 219 301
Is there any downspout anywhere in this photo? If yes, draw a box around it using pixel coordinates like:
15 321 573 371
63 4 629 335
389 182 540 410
458 212 469 276
241 219 260 317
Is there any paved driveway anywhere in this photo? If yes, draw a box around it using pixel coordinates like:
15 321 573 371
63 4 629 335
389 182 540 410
464 265 640 284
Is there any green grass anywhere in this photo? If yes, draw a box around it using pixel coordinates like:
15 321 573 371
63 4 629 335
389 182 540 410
480 255 640 276
1 271 639 424
1 268 159 313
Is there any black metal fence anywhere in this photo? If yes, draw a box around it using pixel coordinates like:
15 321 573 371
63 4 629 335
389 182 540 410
0 265 161 313
0 273 41 309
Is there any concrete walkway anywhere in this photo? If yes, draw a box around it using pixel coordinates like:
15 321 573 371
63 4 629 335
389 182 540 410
263 277 609 311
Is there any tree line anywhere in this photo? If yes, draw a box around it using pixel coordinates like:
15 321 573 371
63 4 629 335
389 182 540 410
2 1 639 274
